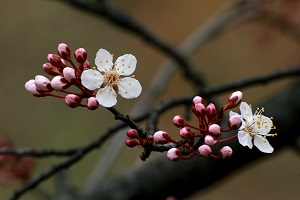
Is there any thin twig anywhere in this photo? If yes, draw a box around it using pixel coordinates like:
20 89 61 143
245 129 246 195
65 0 205 87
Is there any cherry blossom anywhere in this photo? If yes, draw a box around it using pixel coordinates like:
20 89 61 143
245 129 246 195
230 102 276 153
81 49 142 107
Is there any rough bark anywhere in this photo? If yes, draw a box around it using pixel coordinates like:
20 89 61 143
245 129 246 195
80 82 300 200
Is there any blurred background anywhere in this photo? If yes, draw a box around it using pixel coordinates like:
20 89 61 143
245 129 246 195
1 0 300 199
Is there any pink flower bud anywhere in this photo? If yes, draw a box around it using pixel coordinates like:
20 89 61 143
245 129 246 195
34 75 53 92
25 80 43 96
219 146 233 159
204 135 218 146
208 124 221 136
63 67 76 82
228 114 242 130
58 43 71 60
125 138 139 148
13 157 35 181
153 131 170 144
61 59 67 68
43 63 61 76
83 60 90 70
65 94 81 108
47 54 63 67
51 75 70 91
193 96 204 105
224 91 243 110
198 144 212 157
173 115 185 128
206 103 217 119
127 129 139 138
87 97 99 110
167 148 181 161
179 127 194 139
194 103 206 116
74 48 87 63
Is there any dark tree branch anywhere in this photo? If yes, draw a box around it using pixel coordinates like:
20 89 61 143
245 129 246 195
6 65 300 199
81 80 300 200
64 0 205 87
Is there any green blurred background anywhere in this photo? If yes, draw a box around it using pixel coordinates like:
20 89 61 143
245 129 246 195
1 0 300 199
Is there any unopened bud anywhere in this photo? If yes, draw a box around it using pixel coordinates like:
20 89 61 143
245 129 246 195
51 75 70 91
65 94 81 108
167 148 181 161
43 63 61 76
153 131 170 144
34 75 53 92
47 54 63 67
204 135 218 146
13 157 35 181
228 113 242 130
219 146 233 159
63 67 76 82
87 97 99 110
83 60 90 70
198 144 212 157
173 115 185 128
224 91 243 110
74 48 87 63
125 138 139 148
208 124 221 136
58 43 71 60
206 103 217 119
179 127 194 139
194 103 206 116
127 129 139 138
25 80 44 96
193 96 204 105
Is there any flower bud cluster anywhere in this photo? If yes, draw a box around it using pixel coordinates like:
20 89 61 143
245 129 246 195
150 92 243 161
0 139 35 184
125 129 154 148
25 43 98 110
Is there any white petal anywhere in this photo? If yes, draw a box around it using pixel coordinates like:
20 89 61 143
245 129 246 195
254 135 274 153
254 115 273 134
96 86 117 107
229 111 239 117
238 131 253 149
117 77 142 99
240 102 253 121
95 49 113 71
115 54 137 76
81 69 104 90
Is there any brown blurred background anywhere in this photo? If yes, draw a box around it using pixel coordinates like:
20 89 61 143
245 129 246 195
1 0 300 199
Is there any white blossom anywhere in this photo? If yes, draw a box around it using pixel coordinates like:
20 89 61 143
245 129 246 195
81 49 142 107
230 102 276 153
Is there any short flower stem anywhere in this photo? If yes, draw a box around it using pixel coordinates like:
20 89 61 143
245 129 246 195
220 128 233 132
169 139 191 150
181 153 196 160
184 123 206 132
210 154 221 159
49 93 65 99
218 134 238 143
68 59 79 72
61 90 82 96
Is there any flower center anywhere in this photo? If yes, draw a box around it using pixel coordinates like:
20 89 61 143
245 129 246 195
105 70 120 85
244 120 257 138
